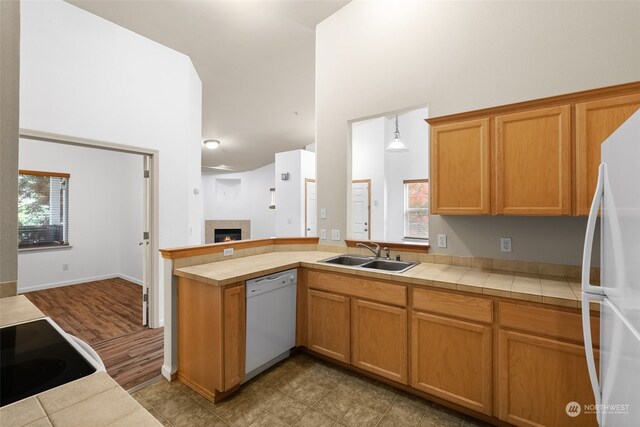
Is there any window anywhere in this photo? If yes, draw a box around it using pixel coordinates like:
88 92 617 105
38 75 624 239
18 170 70 249
404 179 429 240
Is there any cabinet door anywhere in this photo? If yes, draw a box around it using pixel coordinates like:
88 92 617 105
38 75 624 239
307 290 350 363
411 312 492 415
351 299 407 384
430 118 491 214
498 330 598 427
495 106 571 215
223 284 245 390
575 93 640 215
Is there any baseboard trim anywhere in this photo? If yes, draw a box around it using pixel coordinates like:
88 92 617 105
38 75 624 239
18 274 143 293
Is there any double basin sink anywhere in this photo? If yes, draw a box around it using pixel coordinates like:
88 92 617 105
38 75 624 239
319 254 418 273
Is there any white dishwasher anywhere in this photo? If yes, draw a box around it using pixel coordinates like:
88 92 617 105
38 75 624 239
244 268 297 382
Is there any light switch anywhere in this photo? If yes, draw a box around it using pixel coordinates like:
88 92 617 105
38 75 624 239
331 229 340 241
320 229 327 240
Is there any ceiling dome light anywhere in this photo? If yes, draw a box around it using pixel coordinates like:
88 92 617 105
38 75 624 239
386 115 409 153
203 139 221 150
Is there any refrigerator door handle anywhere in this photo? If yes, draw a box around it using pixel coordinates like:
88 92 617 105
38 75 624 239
582 163 606 295
582 293 603 425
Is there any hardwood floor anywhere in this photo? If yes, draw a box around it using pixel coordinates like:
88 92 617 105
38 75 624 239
24 277 163 390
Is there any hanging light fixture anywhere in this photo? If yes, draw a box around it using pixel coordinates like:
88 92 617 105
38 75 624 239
386 115 409 153
203 139 221 150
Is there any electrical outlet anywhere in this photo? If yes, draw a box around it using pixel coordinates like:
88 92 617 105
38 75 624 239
331 229 340 241
320 229 327 240
437 234 447 248
500 237 512 252
62 264 69 271
320 208 327 219
223 248 234 256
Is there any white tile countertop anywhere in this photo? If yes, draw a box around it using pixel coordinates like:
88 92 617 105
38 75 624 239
173 251 584 308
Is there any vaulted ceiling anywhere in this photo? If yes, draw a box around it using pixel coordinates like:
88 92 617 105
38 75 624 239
67 0 349 172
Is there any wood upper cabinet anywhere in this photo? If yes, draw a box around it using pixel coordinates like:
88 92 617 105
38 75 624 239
575 93 640 214
351 299 407 384
177 277 245 401
495 105 571 215
307 289 350 363
498 330 598 427
430 118 491 214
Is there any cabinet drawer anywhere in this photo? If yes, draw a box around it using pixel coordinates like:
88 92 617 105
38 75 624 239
499 302 599 345
308 270 406 307
413 288 492 324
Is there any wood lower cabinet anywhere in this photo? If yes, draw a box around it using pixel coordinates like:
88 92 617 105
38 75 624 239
307 289 350 363
498 330 598 427
575 93 640 215
177 277 245 401
430 118 491 214
411 312 492 415
351 299 407 384
495 105 571 215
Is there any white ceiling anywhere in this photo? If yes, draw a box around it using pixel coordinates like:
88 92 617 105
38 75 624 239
66 0 349 172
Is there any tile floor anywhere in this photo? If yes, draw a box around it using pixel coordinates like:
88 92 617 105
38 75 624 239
132 353 491 427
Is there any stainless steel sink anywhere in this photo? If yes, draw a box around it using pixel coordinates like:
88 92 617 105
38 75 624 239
319 255 418 273
319 255 373 266
360 259 418 273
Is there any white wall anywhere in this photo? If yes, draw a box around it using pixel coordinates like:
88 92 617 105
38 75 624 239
18 139 143 291
275 149 316 236
20 0 203 323
384 108 429 242
351 117 386 240
202 163 276 239
316 0 640 265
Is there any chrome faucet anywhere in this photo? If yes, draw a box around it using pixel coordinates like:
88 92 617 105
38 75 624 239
357 242 381 258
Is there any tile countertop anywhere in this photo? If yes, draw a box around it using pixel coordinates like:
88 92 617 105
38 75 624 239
0 296 160 427
173 251 584 309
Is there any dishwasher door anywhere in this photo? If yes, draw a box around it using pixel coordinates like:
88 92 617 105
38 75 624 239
245 269 297 381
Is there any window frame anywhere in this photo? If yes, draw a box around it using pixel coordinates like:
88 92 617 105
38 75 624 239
403 178 429 241
18 170 70 250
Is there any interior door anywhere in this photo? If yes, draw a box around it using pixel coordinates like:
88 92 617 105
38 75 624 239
305 179 317 237
351 180 370 239
142 155 151 326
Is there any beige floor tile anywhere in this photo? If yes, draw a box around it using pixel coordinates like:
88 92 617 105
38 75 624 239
378 415 409 426
338 402 382 426
355 385 396 414
420 402 465 426
269 395 310 424
168 404 219 427
131 392 153 410
313 388 356 420
294 408 335 427
385 397 426 427
107 408 162 426
155 391 201 421
219 399 265 427
146 409 172 426
243 384 286 408
23 418 53 427
196 394 246 416
294 381 332 405
250 412 289 427
136 379 182 408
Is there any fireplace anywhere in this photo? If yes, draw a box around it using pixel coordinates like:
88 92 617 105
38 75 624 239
214 228 242 243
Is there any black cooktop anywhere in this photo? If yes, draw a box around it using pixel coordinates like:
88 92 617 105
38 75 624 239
0 319 97 407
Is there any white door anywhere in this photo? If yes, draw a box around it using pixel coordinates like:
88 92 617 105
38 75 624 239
352 181 370 239
142 155 151 326
305 179 317 237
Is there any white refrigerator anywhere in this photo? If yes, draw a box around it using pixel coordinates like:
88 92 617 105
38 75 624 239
582 109 640 426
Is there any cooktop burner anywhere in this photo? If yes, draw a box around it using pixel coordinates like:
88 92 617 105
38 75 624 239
1 319 97 407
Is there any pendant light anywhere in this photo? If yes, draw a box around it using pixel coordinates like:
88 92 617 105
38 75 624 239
386 115 409 153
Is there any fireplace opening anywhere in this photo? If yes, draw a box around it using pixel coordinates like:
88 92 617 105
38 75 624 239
214 228 242 243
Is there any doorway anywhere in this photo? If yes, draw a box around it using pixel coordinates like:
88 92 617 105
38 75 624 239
351 179 371 239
